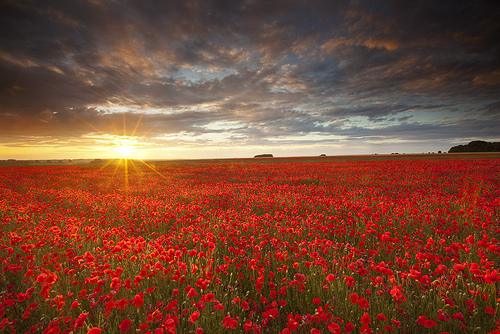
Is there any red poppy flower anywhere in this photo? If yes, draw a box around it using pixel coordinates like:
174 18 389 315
361 312 371 325
424 319 437 328
87 329 102 334
243 319 253 332
119 319 131 333
453 313 465 322
327 322 341 333
47 327 60 334
187 287 198 298
357 298 369 309
345 276 355 287
190 311 200 323
222 316 238 329
485 306 496 315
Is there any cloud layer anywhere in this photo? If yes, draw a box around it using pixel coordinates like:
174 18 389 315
1 0 499 158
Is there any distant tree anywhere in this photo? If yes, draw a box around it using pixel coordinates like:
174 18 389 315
449 141 500 153
254 154 273 158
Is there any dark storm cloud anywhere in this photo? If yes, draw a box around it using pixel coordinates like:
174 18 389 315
0 0 499 154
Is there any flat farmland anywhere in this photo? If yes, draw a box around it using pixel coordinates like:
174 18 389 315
1 154 499 333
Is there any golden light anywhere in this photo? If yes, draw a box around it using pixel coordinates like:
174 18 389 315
113 136 137 158
114 143 134 157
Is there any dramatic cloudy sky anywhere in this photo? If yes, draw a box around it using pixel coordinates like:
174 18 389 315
1 0 499 159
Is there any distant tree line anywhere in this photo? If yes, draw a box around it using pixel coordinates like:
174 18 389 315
449 140 500 153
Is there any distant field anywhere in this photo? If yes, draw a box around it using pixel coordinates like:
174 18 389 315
0 155 499 333
2 152 500 167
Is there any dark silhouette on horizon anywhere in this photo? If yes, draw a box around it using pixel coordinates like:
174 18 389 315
449 141 500 153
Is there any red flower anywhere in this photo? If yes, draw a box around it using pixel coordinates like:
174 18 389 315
47 327 60 334
243 319 253 332
453 313 465 322
424 319 437 328
345 322 355 333
360 325 372 334
190 311 200 323
357 298 369 309
376 314 387 322
326 273 335 282
438 309 450 322
327 322 341 333
345 276 355 287
312 298 321 305
87 329 102 334
361 312 371 325
485 306 497 315
119 319 131 333
187 287 198 298
70 301 79 309
132 293 144 308
74 312 89 330
203 293 215 302
222 316 238 329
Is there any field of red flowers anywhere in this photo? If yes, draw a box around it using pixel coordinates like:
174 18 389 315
1 155 499 333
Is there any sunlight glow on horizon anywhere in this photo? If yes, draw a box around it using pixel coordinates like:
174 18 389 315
113 136 138 158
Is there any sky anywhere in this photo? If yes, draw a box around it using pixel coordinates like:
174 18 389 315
1 0 499 160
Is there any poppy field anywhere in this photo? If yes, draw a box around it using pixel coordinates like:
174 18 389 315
1 155 499 334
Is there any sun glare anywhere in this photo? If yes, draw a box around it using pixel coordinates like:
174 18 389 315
113 136 137 158
115 144 134 157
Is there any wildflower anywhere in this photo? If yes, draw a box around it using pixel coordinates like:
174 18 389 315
424 319 437 328
345 276 355 287
190 311 200 323
222 316 238 329
119 319 131 333
132 293 144 308
243 319 253 332
327 322 341 333
361 312 371 326
357 298 369 309
453 312 465 322
344 322 355 333
187 287 198 298
485 306 496 315
87 329 102 334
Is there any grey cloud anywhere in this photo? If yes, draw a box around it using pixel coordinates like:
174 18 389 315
0 0 499 155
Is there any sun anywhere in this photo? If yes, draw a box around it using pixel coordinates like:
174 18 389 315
113 136 137 158
115 144 134 158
